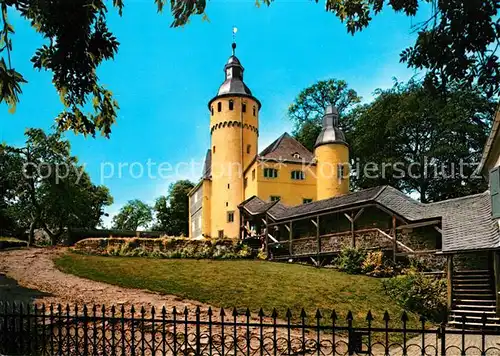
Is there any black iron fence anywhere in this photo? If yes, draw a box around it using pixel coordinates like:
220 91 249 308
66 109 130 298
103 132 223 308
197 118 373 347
1 302 500 355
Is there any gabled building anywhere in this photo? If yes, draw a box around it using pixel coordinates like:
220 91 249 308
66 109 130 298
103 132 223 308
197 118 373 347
188 43 349 239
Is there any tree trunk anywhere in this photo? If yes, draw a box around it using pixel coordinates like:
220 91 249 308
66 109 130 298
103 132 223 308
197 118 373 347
28 220 37 246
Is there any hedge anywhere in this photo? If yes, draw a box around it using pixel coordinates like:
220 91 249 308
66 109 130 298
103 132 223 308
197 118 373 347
73 237 254 259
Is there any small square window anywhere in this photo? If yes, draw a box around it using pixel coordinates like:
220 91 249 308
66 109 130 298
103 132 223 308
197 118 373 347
303 198 313 204
270 196 280 202
253 106 256 116
217 102 222 112
247 144 251 154
229 100 234 111
227 211 235 223
213 146 216 154
227 183 230 189
242 103 247 113
218 230 224 239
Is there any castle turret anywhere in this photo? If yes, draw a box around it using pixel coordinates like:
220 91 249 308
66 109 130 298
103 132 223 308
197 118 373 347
207 42 261 238
315 105 350 200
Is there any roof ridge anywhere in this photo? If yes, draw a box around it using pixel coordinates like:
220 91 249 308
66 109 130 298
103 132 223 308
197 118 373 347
426 190 490 206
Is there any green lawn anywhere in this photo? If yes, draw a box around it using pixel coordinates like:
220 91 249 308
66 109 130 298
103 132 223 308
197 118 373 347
55 253 421 329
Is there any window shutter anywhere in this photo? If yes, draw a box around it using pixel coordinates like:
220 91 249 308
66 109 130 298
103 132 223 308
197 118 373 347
490 167 500 218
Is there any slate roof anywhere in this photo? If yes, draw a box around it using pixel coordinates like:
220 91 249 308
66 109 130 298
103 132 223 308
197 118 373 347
239 186 500 253
259 133 315 164
202 149 211 179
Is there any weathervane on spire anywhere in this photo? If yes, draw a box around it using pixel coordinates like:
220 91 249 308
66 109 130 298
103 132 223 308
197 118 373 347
232 26 238 55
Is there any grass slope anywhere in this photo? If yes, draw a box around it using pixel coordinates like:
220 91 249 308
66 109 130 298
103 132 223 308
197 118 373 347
55 253 420 329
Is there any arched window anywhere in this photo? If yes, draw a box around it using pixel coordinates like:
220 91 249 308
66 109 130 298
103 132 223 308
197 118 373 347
242 103 247 113
217 102 222 112
253 106 256 116
229 100 234 111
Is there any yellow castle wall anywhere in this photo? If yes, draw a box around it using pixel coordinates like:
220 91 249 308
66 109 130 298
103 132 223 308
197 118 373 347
315 143 350 200
256 161 317 206
201 179 212 237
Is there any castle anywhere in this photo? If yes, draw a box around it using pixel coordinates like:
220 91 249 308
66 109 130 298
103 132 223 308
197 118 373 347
188 42 350 239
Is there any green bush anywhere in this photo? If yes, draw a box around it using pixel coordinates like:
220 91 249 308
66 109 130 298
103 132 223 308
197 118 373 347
383 271 447 322
362 251 396 277
336 248 366 274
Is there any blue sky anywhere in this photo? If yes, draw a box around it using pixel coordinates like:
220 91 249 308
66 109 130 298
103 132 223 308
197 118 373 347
1 1 429 227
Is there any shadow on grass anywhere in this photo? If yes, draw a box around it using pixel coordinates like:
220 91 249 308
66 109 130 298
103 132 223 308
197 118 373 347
0 274 51 305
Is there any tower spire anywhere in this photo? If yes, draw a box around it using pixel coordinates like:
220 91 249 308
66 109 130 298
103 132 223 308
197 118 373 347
232 27 238 55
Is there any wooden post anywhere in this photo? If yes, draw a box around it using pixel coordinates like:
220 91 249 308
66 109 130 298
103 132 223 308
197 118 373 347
289 221 293 256
239 209 244 240
447 254 454 310
494 251 500 316
316 215 320 260
351 212 355 248
392 215 397 263
264 215 269 257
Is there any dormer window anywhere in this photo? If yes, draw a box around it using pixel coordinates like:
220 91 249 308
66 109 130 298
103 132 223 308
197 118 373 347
292 152 301 159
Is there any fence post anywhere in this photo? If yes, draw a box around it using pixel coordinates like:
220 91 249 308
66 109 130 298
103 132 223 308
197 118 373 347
440 323 446 356
195 306 201 356
83 305 89 356
347 311 354 356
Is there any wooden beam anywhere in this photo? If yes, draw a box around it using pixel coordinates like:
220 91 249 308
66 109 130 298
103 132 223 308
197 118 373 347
267 233 279 244
267 203 375 227
311 219 318 228
434 226 442 234
396 219 441 230
284 224 290 232
351 212 355 248
316 215 320 263
494 251 500 316
377 228 414 253
447 255 453 309
392 215 397 262
310 257 318 267
344 213 353 223
352 208 365 222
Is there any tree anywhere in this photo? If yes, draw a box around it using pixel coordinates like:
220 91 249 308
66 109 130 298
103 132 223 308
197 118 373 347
3 1 500 138
2 129 113 243
288 79 361 151
153 180 194 236
112 199 153 231
349 79 495 203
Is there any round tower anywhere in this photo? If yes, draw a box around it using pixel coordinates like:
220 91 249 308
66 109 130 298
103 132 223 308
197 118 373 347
208 42 261 239
315 105 350 200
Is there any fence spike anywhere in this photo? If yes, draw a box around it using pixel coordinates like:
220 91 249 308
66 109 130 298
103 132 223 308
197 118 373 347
232 307 238 317
383 311 390 322
286 308 292 319
272 308 278 318
151 306 155 316
66 304 70 313
195 306 201 315
172 306 177 316
300 308 307 319
220 307 226 317
366 310 373 322
207 307 212 316
161 306 166 315
245 308 251 317
141 306 146 315
111 305 116 314
82 304 87 314
130 305 135 314
346 311 353 321
258 308 265 317
102 304 106 314
183 306 188 316
330 310 337 321
49 304 53 313
419 315 426 323
57 304 62 315
315 309 322 319
401 311 409 322
120 304 125 314
92 304 96 314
